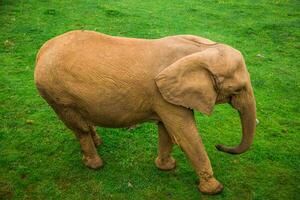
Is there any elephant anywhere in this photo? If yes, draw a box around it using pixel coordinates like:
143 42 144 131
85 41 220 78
34 30 256 195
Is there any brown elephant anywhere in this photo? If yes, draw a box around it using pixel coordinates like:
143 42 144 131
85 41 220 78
34 30 256 195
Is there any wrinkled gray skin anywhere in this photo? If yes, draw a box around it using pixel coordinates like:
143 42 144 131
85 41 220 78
34 30 256 195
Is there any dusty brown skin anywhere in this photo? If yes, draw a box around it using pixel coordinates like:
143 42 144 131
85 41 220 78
34 30 256 195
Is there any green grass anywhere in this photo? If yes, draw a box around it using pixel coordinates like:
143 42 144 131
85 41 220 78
0 0 299 199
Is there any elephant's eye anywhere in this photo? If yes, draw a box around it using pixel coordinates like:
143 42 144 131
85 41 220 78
234 88 243 94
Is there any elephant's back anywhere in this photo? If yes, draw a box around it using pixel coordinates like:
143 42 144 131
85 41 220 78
34 30 160 80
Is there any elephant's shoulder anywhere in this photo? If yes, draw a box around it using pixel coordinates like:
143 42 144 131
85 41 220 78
174 35 217 45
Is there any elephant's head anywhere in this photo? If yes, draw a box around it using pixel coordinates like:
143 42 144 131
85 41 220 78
155 45 256 154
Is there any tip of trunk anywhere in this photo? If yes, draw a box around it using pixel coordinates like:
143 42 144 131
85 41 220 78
215 144 250 154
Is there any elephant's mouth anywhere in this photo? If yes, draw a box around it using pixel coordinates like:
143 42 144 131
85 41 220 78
215 95 230 104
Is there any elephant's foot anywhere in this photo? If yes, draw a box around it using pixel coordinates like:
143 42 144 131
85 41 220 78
83 155 103 169
198 176 223 195
155 156 176 170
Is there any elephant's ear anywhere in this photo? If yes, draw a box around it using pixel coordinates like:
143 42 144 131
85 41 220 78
155 49 220 115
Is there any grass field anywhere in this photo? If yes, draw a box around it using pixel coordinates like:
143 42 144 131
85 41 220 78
0 0 299 199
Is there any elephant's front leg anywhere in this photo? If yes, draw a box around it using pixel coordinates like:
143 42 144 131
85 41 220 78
155 122 176 170
157 106 223 194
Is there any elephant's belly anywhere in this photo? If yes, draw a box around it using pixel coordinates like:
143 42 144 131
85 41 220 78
75 88 160 128
87 106 160 128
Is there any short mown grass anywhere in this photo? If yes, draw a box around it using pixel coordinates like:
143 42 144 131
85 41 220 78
0 0 299 199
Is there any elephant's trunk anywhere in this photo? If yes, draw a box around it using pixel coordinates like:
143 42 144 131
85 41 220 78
216 85 256 154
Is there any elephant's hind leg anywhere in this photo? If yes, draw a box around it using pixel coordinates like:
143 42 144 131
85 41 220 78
53 106 103 169
155 122 176 170
90 126 103 148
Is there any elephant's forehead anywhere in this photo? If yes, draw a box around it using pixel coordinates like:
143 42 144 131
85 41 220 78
213 46 244 77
